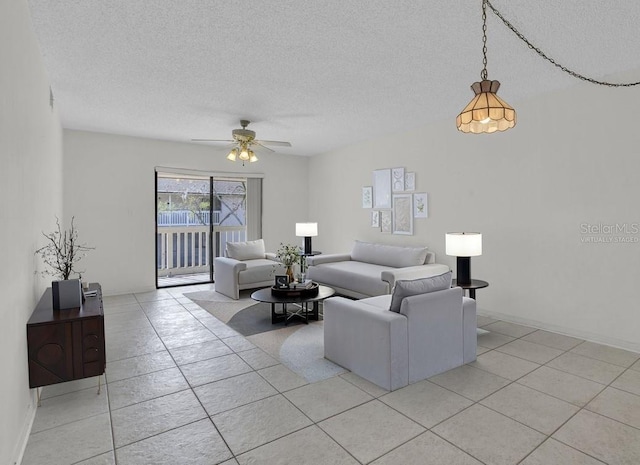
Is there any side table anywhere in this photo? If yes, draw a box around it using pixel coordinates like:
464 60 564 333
451 279 489 300
27 283 105 403
300 251 321 279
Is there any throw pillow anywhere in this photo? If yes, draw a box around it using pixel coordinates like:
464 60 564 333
389 271 452 312
226 239 266 261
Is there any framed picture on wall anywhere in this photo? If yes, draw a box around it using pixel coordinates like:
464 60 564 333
380 210 392 234
371 211 380 228
392 167 405 192
405 172 416 191
373 169 391 209
413 192 428 218
392 194 413 235
362 186 373 208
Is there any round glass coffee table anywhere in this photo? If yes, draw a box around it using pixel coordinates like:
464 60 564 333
251 285 335 325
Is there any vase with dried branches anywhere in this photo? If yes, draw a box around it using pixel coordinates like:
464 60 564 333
35 217 94 281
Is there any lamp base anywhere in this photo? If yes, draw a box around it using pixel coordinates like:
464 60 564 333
303 237 312 255
456 257 472 285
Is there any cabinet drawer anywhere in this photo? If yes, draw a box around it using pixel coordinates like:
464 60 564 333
83 361 104 378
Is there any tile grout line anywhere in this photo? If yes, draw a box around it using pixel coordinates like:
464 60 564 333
478 331 640 464
95 293 640 464
116 294 240 462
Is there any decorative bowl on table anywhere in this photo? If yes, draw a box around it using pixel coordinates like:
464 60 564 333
271 282 319 297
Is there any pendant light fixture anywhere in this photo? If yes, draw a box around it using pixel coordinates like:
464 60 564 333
456 0 640 133
457 0 516 134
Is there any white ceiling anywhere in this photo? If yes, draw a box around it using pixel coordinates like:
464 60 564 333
27 0 640 156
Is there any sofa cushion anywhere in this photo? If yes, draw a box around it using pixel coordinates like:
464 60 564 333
351 241 429 268
227 239 266 261
237 258 278 284
307 261 391 297
389 271 452 312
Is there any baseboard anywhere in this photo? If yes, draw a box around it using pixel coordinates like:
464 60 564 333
11 389 37 465
478 308 640 354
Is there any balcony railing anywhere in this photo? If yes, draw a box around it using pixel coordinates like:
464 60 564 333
156 225 246 277
157 210 221 227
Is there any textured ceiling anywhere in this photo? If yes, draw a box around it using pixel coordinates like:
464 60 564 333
27 0 640 156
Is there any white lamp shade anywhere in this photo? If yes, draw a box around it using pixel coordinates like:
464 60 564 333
296 222 318 237
446 232 482 257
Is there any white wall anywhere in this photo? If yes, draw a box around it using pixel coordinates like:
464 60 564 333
63 130 310 295
309 81 640 352
0 1 63 463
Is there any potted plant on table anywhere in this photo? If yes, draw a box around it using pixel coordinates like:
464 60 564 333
35 217 94 309
276 243 301 284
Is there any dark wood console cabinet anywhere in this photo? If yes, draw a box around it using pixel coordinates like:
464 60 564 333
27 283 105 389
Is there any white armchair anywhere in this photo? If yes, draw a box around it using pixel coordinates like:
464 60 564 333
324 283 476 391
213 239 286 300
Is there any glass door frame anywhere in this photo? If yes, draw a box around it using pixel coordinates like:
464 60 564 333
155 172 215 289
155 170 252 289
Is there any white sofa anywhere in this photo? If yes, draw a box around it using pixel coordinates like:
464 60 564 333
306 240 450 299
324 274 477 391
213 239 286 300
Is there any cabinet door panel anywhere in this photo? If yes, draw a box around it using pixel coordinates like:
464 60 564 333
27 323 72 388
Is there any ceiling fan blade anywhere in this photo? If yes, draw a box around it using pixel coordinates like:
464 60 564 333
255 140 292 147
252 141 275 152
191 139 234 142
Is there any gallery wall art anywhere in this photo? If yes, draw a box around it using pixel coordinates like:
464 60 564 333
414 193 428 218
372 169 391 209
392 194 413 235
364 166 428 235
371 210 380 228
362 186 373 209
392 167 405 192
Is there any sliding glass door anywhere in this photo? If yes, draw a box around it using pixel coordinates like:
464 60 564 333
155 172 254 288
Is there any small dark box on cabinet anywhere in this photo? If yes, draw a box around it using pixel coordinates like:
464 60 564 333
52 279 82 310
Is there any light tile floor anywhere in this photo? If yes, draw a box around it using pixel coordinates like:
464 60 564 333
22 284 640 465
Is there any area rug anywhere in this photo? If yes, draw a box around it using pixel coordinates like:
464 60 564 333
183 290 346 382
227 302 322 336
183 290 256 324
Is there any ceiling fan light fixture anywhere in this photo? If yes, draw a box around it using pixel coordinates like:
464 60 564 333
195 120 292 165
239 145 250 161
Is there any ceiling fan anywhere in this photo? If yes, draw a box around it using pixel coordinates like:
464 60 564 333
192 120 292 164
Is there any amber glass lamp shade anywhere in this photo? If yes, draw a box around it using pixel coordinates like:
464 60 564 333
456 80 516 134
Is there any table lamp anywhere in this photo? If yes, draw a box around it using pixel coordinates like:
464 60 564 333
296 222 318 255
445 232 482 285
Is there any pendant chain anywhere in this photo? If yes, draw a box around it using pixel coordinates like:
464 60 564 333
481 0 488 80
485 0 640 87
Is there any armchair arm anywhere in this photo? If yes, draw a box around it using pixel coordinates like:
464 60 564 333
213 257 248 300
307 253 352 266
324 297 408 391
214 256 248 272
265 252 278 261
381 264 450 288
400 287 466 382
